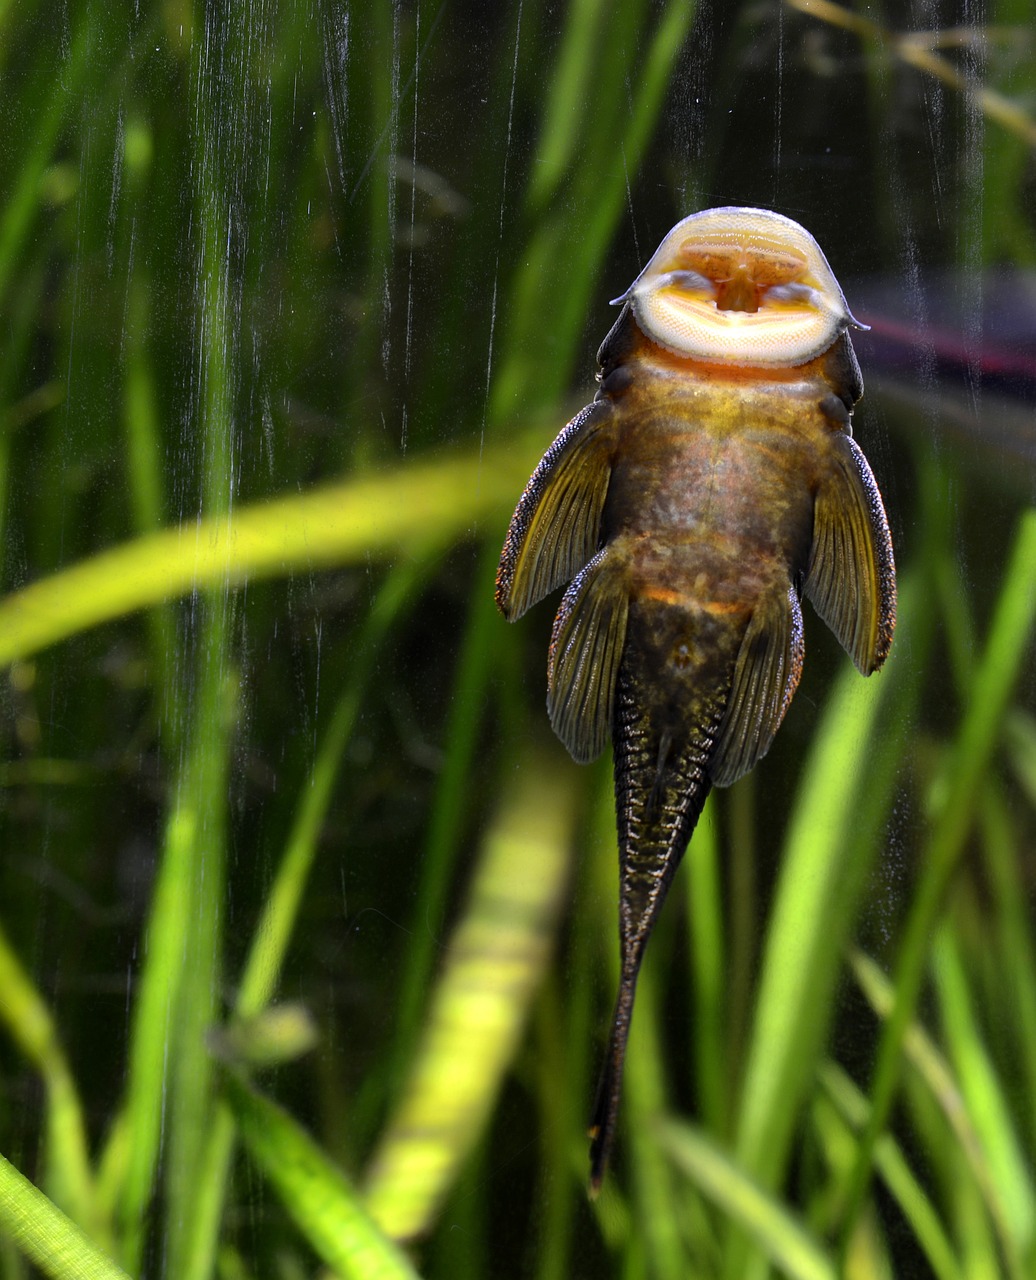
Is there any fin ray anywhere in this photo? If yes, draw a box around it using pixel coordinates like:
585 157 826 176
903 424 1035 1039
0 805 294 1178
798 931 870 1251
805 434 896 675
710 586 804 787
495 401 615 621
547 547 628 763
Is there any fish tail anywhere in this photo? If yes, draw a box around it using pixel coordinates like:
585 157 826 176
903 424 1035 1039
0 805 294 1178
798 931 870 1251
588 672 721 1191
588 955 638 1195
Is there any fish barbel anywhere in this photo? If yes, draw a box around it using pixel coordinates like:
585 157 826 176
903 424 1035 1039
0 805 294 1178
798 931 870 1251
495 206 896 1191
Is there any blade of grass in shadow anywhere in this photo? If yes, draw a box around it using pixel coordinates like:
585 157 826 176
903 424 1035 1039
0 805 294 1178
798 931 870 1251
0 433 542 668
363 742 580 1242
523 0 608 214
222 1072 420 1280
725 567 931 1280
658 1120 836 1280
817 1062 964 1280
840 507 1036 1250
979 783 1036 1157
383 544 507 1102
490 0 697 422
0 13 94 309
122 166 180 743
684 796 728 1134
851 948 1025 1280
0 1151 128 1280
159 648 237 1279
622 943 690 1279
173 555 431 1280
161 12 248 1259
930 923 1033 1266
0 931 101 1246
733 573 921 1183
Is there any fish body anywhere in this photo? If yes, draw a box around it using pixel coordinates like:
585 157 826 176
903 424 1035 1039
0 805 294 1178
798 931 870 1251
495 208 896 1190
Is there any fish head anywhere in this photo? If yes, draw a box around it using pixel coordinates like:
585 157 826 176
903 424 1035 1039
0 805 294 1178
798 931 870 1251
615 206 865 367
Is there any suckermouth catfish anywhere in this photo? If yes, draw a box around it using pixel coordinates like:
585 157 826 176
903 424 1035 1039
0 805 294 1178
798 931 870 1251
495 206 896 1191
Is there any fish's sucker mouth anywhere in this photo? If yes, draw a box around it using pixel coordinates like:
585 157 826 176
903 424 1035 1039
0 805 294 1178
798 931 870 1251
716 266 759 313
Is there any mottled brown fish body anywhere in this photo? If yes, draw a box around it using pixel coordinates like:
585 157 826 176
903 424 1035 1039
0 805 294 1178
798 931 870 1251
495 207 896 1192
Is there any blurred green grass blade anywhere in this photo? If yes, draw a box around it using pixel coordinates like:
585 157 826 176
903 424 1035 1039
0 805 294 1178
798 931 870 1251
979 784 1036 1154
237 555 429 1018
364 744 580 1241
222 1073 421 1280
623 955 689 1280
818 1063 964 1280
0 1151 128 1280
110 793 196 1268
109 660 237 1273
0 438 541 666
658 1120 836 1280
123 266 179 738
0 930 100 1244
726 571 928 1280
163 656 236 1280
387 548 504 1090
1003 708 1036 809
851 949 1025 1280
175 557 428 1280
524 0 607 212
733 616 901 1180
490 0 697 420
0 14 93 308
842 507 1036 1241
931 924 1034 1259
684 797 728 1133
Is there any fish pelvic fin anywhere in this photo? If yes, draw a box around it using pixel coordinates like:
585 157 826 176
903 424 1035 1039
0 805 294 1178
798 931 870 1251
709 584 805 787
495 400 616 621
589 673 723 1190
547 543 630 763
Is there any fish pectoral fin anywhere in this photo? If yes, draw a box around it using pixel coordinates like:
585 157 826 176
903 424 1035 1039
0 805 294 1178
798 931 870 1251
495 400 616 621
547 545 629 763
709 585 804 787
805 434 896 675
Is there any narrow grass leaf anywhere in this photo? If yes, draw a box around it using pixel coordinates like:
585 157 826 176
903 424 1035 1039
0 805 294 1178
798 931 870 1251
684 797 728 1133
0 1151 128 1280
176 557 429 1280
851 949 1026 1280
818 1063 964 1280
623 951 687 1280
931 924 1035 1257
0 437 542 666
658 1119 836 1280
223 1073 420 1280
842 507 1036 1241
364 744 579 1241
734 646 891 1180
0 929 99 1243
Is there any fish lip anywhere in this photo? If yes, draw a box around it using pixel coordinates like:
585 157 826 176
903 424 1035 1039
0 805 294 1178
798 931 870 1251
607 206 870 360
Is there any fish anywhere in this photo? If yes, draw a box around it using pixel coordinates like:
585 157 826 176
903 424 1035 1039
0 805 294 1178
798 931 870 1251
494 206 896 1192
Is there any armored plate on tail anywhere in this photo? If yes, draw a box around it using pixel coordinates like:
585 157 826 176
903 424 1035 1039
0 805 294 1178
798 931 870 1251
495 206 896 1190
